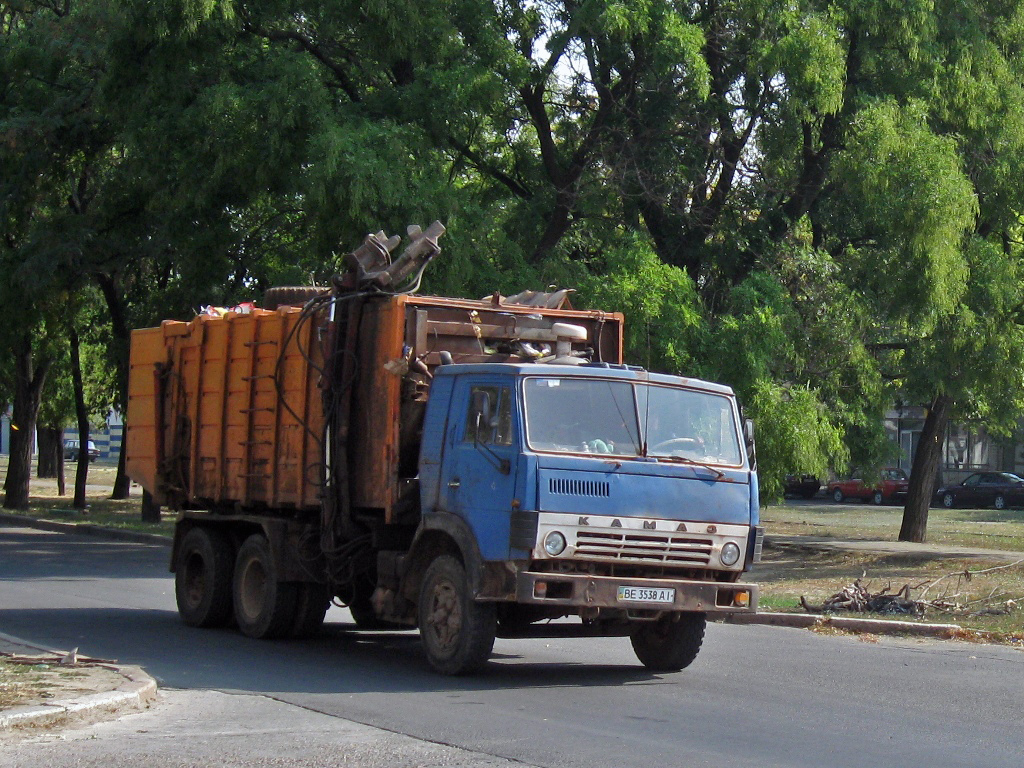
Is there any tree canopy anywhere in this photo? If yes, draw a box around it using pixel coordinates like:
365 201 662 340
4 0 1024 538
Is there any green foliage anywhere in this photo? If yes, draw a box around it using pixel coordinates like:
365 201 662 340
767 10 846 117
573 237 703 375
903 237 1024 433
705 272 798 391
746 380 848 501
828 99 975 322
6 0 1024 518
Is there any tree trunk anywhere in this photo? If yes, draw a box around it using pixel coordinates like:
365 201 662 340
3 333 51 510
96 272 132 499
899 394 952 543
141 489 161 523
69 325 90 510
36 427 62 481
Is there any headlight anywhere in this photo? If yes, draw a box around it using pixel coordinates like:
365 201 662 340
721 541 741 566
543 531 567 556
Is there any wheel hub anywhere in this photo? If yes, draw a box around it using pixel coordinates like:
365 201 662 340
182 554 205 607
426 581 461 650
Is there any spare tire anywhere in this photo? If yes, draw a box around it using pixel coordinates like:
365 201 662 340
263 286 328 311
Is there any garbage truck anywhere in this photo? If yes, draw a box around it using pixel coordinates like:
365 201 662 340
125 222 763 674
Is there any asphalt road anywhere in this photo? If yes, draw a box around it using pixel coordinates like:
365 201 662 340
1 523 1021 768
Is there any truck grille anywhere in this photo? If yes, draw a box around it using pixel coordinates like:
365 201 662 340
574 530 713 565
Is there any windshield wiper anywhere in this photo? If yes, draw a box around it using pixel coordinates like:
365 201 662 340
653 454 725 480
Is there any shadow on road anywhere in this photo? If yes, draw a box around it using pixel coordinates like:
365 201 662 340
0 605 665 694
1 524 675 693
0 527 168 580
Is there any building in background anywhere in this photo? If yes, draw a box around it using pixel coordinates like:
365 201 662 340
62 410 123 461
886 406 1020 485
1 406 10 455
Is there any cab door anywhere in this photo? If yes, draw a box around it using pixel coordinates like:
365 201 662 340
440 378 520 561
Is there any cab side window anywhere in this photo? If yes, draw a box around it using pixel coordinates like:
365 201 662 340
464 386 513 446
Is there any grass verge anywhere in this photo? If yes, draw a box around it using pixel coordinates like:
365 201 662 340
755 546 1024 645
0 660 47 710
763 499 1024 550
0 458 174 536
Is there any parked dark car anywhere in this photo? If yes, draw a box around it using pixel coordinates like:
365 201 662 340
784 475 821 499
827 467 909 505
934 472 1024 510
63 439 99 462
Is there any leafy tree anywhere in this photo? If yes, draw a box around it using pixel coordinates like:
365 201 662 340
7 0 1024 526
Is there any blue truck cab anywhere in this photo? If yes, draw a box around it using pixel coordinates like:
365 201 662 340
410 361 762 673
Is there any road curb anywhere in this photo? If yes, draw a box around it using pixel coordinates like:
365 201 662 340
0 512 171 547
0 667 157 732
0 633 159 733
713 611 962 638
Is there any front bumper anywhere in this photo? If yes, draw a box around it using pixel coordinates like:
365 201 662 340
514 571 758 613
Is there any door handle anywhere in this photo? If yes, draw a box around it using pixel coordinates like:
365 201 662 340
448 479 461 489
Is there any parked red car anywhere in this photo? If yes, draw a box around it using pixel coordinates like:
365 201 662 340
827 468 909 505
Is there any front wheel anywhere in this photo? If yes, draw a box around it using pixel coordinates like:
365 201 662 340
418 556 496 675
832 488 844 503
942 492 956 509
994 494 1007 510
630 613 706 671
872 490 885 505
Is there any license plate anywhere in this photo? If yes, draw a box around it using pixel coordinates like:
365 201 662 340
616 586 676 604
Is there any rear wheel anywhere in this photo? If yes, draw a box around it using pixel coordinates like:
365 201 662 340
872 490 885 505
630 613 706 671
175 527 235 628
832 488 845 503
418 556 496 675
233 534 297 639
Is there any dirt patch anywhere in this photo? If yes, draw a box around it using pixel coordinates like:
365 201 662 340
0 655 128 711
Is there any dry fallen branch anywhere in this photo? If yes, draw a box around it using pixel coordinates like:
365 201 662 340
0 651 119 669
799 561 1024 619
800 580 923 616
918 558 1024 602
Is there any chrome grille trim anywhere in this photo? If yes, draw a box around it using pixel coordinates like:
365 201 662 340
574 530 714 565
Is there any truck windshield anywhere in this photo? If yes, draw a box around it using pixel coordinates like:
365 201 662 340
523 377 743 466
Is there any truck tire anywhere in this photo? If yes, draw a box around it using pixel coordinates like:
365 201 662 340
417 555 496 675
290 582 332 639
630 613 706 671
262 286 327 311
175 527 235 628
233 534 298 639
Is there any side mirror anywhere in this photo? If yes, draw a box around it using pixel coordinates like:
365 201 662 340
471 390 493 443
468 389 510 475
743 418 757 470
